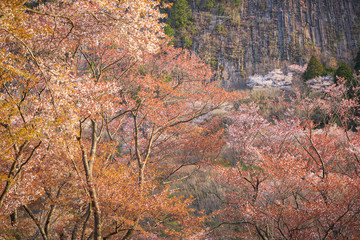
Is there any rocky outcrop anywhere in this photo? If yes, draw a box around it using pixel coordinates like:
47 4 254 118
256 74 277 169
187 0 360 89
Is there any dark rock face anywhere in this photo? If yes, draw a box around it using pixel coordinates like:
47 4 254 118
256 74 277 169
188 0 360 89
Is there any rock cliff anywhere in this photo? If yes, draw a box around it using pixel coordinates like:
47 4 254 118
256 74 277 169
170 0 360 88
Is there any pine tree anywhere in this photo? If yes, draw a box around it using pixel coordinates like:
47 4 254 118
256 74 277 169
170 0 194 49
173 0 192 30
303 55 325 80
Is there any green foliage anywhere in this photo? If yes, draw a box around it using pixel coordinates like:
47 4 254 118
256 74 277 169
209 56 218 69
335 62 358 103
215 24 227 35
218 4 224 15
234 0 241 7
230 10 241 26
303 55 325 80
168 0 194 49
173 0 192 29
355 48 360 73
334 62 353 84
324 67 336 75
204 0 216 9
183 36 193 49
164 18 175 38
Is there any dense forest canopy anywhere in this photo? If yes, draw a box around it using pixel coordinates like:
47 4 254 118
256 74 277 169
0 0 360 239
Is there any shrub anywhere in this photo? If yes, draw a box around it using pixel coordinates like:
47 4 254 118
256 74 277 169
303 55 325 80
334 62 353 84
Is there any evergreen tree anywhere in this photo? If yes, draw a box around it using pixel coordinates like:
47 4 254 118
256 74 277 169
170 0 194 49
164 18 175 38
354 48 360 73
334 62 353 84
173 0 192 30
303 55 325 80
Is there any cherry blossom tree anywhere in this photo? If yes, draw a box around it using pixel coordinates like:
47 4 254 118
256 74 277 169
214 86 360 239
1 1 236 239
